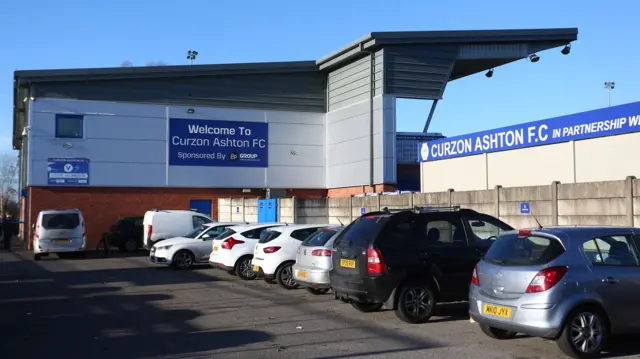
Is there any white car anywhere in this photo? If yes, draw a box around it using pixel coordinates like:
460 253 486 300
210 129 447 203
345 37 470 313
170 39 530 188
150 222 244 269
33 209 87 260
252 224 330 289
209 223 284 280
143 209 215 250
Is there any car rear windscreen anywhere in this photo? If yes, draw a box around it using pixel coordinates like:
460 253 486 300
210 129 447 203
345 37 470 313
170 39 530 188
484 233 565 266
259 230 281 244
42 213 80 230
302 230 337 247
218 228 236 239
337 216 387 248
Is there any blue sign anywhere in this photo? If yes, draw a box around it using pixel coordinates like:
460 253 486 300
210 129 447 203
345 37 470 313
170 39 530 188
169 118 268 167
420 101 640 162
360 207 366 215
236 207 240 213
47 158 89 185
520 202 531 214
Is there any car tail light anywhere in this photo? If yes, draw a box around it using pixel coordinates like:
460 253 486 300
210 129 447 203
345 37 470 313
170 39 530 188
471 264 480 286
35 223 40 239
147 224 153 239
518 229 532 237
263 246 281 253
367 247 385 274
312 249 331 257
526 266 568 293
221 237 244 250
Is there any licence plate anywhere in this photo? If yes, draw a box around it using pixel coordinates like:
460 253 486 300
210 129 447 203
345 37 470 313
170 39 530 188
296 270 308 279
483 304 512 318
53 239 68 243
213 245 219 252
340 259 356 268
253 265 260 272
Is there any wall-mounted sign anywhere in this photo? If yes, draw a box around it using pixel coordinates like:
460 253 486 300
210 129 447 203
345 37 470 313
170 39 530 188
360 207 366 215
420 101 640 162
169 118 268 167
520 202 531 214
236 207 240 213
47 158 89 185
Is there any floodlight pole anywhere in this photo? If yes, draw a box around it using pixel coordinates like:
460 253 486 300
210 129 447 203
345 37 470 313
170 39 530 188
604 81 615 107
423 99 439 133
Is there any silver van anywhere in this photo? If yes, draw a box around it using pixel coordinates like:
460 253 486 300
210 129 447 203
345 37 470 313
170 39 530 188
33 209 87 260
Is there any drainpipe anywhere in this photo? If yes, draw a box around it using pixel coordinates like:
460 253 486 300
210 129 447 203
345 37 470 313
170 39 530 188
362 46 375 191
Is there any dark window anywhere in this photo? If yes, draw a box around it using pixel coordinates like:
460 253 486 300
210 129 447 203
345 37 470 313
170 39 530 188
291 228 322 241
203 225 229 239
243 226 279 239
259 230 282 243
55 114 84 138
42 213 80 229
485 234 565 266
465 215 512 247
423 217 467 246
133 218 143 227
377 213 420 247
583 235 640 267
337 216 388 248
192 215 211 228
302 230 339 247
218 228 236 239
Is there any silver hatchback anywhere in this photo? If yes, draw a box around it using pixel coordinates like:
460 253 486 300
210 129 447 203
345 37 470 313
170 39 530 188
293 226 344 295
469 227 640 359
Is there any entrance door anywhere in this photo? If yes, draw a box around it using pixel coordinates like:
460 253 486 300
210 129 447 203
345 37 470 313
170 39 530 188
258 199 278 223
189 200 212 217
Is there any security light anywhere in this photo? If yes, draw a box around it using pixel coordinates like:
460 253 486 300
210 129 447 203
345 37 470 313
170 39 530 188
187 108 195 114
485 69 494 78
561 44 571 55
529 54 540 63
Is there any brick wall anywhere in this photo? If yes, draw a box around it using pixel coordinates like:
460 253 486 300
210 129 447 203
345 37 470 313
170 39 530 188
285 189 327 198
27 186 266 249
327 184 397 198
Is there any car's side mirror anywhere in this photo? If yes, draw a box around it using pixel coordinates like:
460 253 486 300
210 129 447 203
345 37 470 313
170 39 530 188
202 234 210 239
471 221 486 227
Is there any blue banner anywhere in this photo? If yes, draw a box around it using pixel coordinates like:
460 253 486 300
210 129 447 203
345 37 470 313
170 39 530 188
169 118 268 167
47 158 90 185
419 101 640 162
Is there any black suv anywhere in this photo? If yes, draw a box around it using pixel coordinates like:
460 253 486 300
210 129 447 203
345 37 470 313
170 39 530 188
105 216 144 253
330 206 513 324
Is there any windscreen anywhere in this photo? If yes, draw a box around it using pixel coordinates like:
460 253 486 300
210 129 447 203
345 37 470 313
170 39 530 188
302 230 337 247
484 233 565 266
42 213 80 230
184 225 207 239
336 216 387 248
217 228 236 240
259 230 282 244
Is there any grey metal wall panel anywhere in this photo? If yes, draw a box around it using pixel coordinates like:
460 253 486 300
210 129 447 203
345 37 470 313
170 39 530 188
384 45 457 99
327 50 383 111
32 72 326 113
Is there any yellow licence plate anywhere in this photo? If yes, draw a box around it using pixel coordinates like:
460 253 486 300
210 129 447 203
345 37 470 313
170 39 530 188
253 265 260 272
340 259 356 268
296 270 308 279
483 304 512 318
213 245 219 252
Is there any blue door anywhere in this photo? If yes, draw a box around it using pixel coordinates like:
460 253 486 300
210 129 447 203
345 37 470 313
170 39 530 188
190 200 212 216
258 199 278 223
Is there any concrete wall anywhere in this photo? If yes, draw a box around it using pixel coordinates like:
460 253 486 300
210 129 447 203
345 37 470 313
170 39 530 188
421 132 640 192
28 98 326 189
219 176 640 229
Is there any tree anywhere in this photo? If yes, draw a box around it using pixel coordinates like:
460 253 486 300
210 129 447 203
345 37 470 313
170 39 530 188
0 155 19 217
120 60 134 67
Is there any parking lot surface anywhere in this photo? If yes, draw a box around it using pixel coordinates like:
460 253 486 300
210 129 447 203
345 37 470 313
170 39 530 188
1 249 639 359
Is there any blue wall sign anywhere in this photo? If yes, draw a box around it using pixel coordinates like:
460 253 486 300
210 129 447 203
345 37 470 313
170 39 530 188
360 207 366 215
420 101 640 162
169 118 268 167
520 202 531 214
47 158 89 185
236 207 240 213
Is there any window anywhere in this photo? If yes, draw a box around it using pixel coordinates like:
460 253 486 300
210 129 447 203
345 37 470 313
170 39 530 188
337 216 388 248
466 216 510 247
485 233 565 266
291 228 322 241
302 230 339 246
243 226 279 239
42 213 80 229
259 230 282 243
424 218 467 246
55 114 84 138
134 218 144 227
582 235 640 267
377 213 420 247
192 216 210 228
203 225 228 239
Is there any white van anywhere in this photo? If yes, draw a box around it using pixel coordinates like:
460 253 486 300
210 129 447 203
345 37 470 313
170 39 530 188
33 209 87 260
143 209 215 249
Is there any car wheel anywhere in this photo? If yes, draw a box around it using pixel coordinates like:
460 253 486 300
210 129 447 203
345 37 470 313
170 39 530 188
479 324 518 340
306 287 330 295
264 278 276 284
556 308 607 359
123 239 138 253
34 253 42 261
394 282 436 324
235 256 256 280
276 263 299 290
350 302 384 312
172 250 195 269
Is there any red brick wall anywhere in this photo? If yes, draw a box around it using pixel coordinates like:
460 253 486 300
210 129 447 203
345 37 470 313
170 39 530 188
327 184 397 198
285 189 327 198
27 186 266 249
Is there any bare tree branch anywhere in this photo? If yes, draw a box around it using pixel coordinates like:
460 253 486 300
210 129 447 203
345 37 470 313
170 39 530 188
120 60 134 67
0 155 18 211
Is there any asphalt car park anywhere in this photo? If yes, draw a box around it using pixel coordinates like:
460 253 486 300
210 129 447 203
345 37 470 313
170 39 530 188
1 249 640 359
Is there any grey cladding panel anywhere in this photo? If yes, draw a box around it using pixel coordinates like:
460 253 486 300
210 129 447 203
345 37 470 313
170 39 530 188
33 72 326 113
384 44 457 99
328 51 383 111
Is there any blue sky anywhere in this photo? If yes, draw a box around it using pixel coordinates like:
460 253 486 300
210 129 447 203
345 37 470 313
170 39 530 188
1 0 638 155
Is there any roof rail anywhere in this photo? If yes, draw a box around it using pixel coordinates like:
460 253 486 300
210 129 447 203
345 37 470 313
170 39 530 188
374 205 462 215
